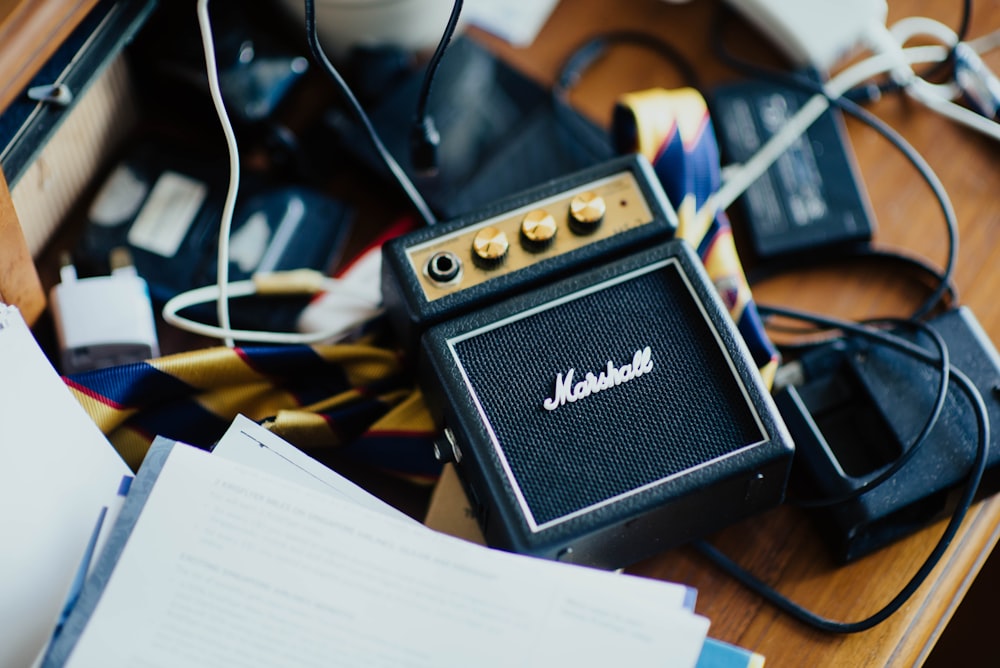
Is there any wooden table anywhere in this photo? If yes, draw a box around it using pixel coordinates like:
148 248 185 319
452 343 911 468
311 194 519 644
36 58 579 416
12 0 1000 665
0 0 100 114
0 0 100 323
469 0 1000 665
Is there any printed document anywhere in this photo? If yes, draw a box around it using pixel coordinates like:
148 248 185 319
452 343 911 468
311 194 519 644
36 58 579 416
48 439 709 667
0 303 132 668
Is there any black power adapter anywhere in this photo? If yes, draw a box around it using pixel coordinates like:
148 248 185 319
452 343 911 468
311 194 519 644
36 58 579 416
710 73 876 259
774 307 1000 562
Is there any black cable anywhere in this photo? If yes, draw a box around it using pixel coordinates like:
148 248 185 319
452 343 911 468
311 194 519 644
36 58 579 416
410 0 464 174
546 30 704 168
302 0 437 227
553 29 702 101
701 3 980 633
708 42 959 320
789 88 957 320
696 304 990 634
746 245 960 321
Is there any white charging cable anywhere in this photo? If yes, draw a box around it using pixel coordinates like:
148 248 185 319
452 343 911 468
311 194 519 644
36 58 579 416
703 11 1000 223
866 19 1000 144
171 0 384 347
702 43 952 219
196 0 240 348
162 267 382 344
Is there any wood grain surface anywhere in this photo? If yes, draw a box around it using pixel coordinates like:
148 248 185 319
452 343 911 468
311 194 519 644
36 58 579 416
474 0 1000 665
0 0 100 321
0 168 44 322
0 0 100 114
11 0 1000 664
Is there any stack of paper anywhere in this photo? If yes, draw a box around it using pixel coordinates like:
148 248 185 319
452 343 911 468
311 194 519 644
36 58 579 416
0 303 133 668
40 416 712 667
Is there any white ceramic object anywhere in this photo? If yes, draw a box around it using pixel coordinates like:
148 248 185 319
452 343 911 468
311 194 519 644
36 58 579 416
275 0 467 58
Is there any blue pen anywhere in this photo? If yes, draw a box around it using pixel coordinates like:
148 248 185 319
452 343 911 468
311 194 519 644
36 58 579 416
41 475 132 666
49 505 107 643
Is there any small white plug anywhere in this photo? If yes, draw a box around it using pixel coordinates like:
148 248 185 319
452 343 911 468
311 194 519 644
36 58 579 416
49 248 160 374
723 0 889 74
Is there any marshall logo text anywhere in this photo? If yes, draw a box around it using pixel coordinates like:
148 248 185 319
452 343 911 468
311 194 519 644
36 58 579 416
542 346 654 411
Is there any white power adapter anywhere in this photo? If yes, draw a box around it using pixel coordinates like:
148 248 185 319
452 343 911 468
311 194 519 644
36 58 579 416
723 0 888 73
49 248 160 374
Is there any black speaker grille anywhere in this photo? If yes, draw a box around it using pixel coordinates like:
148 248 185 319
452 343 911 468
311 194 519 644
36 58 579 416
451 261 764 527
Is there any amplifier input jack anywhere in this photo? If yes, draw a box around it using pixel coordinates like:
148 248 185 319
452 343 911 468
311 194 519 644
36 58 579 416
425 251 463 286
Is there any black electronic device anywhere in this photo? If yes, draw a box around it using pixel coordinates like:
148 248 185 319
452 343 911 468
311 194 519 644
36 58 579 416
328 35 614 220
710 75 876 259
775 306 1000 562
381 154 677 350
420 239 794 569
75 134 353 332
130 0 310 128
382 157 794 570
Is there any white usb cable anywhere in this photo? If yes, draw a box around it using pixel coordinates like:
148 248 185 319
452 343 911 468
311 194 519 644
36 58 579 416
701 43 952 219
195 0 240 348
874 17 1000 143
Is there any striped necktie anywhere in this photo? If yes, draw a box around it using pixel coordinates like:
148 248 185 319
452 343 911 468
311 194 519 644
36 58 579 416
612 87 780 388
64 333 440 483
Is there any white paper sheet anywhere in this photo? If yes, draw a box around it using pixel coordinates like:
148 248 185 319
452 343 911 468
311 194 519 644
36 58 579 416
465 0 561 46
212 414 415 523
0 303 133 668
61 443 709 667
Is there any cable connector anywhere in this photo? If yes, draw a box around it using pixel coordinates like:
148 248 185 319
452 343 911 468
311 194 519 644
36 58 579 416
954 41 1000 121
252 269 329 295
410 115 441 176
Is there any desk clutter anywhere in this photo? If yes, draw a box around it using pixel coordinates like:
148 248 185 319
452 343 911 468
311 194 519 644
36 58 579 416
4 0 1000 665
2 302 767 667
43 417 713 667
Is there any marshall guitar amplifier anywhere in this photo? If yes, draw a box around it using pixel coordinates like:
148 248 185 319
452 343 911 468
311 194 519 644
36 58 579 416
382 158 794 570
422 239 793 570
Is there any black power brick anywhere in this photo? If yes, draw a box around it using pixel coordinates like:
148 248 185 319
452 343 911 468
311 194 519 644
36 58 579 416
710 73 876 259
774 307 1000 562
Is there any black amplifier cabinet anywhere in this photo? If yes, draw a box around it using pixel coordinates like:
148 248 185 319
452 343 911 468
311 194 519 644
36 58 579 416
420 239 795 570
381 154 677 351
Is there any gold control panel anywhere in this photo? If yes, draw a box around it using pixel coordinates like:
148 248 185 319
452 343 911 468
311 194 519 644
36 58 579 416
405 171 655 303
